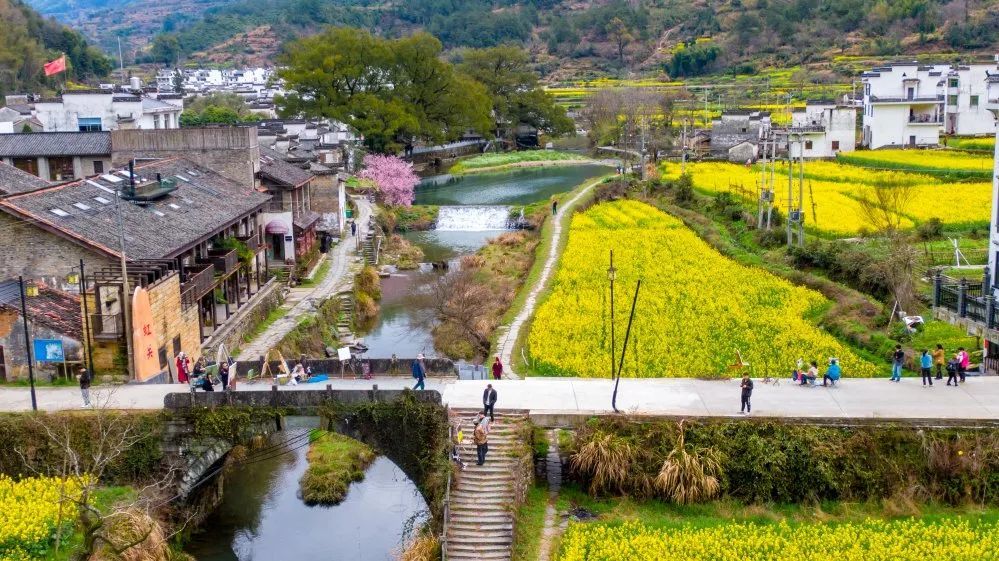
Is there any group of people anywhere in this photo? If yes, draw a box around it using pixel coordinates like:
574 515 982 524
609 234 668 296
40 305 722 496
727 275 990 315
473 383 499 465
914 344 969 386
174 351 233 392
791 358 842 387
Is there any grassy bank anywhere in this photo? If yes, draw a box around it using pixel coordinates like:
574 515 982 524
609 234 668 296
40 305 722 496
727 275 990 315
450 150 590 174
511 484 549 561
299 430 376 505
273 297 342 358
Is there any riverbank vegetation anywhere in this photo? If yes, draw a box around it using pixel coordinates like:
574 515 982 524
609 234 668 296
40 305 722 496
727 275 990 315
432 230 540 359
273 297 342 358
381 234 425 270
299 431 376 506
528 199 876 378
449 150 590 174
354 265 382 329
379 205 439 233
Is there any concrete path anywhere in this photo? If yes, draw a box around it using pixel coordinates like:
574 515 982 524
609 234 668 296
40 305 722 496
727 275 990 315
493 176 607 379
237 196 372 361
3 377 997 420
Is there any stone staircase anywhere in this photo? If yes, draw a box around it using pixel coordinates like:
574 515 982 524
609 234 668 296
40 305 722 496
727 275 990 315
446 409 528 561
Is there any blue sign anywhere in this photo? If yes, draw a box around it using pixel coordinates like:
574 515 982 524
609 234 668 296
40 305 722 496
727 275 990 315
33 339 64 362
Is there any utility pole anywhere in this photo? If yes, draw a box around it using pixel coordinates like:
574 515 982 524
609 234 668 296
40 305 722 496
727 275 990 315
608 250 616 393
681 118 688 174
17 277 38 411
117 36 125 86
115 163 135 379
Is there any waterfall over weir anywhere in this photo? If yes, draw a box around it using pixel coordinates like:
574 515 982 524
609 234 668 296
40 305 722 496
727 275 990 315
435 205 510 231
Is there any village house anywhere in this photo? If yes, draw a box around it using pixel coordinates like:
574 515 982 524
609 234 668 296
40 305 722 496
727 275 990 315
788 101 857 159
0 281 84 382
257 147 320 272
0 132 112 181
709 110 772 162
0 157 271 381
31 89 184 132
861 60 999 149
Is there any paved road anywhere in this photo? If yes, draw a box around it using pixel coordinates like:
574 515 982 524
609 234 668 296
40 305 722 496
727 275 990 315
3 376 997 419
493 176 608 379
237 196 372 361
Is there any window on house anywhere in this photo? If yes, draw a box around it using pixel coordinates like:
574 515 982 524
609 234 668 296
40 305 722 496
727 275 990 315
864 83 870 95
948 95 958 106
949 78 958 88
153 114 161 129
172 336 181 356
93 160 104 174
78 117 102 132
831 140 840 150
12 157 38 176
48 156 75 181
804 140 813 150
971 95 979 108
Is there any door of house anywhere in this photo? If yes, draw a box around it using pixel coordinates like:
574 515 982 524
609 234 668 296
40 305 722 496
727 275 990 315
908 135 916 147
0 346 5 382
906 87 914 100
268 233 285 261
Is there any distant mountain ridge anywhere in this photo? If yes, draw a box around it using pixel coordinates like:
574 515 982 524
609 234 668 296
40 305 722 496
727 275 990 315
24 0 999 80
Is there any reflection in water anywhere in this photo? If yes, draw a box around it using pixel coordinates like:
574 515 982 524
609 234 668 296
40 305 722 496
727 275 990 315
414 165 609 206
185 431 428 561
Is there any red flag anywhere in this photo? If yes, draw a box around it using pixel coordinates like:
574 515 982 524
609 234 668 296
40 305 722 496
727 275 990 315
43 55 66 77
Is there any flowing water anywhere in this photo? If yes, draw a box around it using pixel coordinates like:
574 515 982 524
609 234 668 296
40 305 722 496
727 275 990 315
360 164 610 358
185 430 428 561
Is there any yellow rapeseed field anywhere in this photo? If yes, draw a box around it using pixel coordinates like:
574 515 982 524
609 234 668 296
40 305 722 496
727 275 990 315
0 475 86 560
663 161 991 235
557 519 999 561
528 200 877 378
837 149 994 178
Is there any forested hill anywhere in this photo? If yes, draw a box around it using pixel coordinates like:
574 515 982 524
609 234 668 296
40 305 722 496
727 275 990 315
0 0 112 96
26 0 999 79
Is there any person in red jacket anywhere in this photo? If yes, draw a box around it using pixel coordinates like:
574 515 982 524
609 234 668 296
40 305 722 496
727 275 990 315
175 352 190 384
491 356 503 380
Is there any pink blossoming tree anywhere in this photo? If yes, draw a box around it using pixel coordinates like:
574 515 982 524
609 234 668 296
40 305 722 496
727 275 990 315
358 154 419 207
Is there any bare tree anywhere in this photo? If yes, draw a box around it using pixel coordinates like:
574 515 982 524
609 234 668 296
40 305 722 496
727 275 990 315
424 268 496 357
857 181 921 313
21 389 182 561
580 88 678 161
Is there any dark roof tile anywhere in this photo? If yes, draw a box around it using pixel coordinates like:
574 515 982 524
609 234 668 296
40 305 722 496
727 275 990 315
0 162 49 195
0 132 111 157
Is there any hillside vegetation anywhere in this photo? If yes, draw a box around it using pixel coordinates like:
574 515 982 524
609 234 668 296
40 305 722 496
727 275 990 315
0 0 112 95
29 0 999 80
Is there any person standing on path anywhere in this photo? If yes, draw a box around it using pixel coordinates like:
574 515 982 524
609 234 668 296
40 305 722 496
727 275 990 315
740 374 753 414
890 345 904 382
412 357 425 390
77 367 91 408
483 383 497 422
350 220 357 237
552 198 558 215
175 352 190 384
491 356 503 380
932 344 946 380
473 413 489 466
956 347 969 382
920 349 934 386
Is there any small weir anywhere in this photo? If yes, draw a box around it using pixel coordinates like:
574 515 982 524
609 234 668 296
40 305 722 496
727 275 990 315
435 205 511 231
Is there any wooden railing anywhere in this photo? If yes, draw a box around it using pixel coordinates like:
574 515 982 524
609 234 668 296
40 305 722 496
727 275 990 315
237 234 261 253
208 248 239 277
182 264 216 304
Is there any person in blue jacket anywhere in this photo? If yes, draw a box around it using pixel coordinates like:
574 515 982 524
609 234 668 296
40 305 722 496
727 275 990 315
412 357 425 390
822 358 842 386
920 349 934 386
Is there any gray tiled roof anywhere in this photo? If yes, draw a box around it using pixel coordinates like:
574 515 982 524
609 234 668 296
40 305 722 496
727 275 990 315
258 147 313 187
0 162 49 195
0 132 111 157
0 158 270 260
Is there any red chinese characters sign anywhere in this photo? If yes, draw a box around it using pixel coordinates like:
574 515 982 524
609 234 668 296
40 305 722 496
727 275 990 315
131 287 160 381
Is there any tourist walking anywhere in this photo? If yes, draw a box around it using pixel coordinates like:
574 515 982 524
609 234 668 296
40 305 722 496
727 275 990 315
483 383 498 422
551 198 558 215
932 343 945 380
823 358 841 386
412 357 425 390
473 413 489 465
491 356 503 380
175 352 190 384
77 367 91 408
740 374 753 414
350 220 357 236
956 347 969 382
890 345 904 382
919 349 933 386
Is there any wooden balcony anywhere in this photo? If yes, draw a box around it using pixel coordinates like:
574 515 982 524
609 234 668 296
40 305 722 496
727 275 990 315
207 248 239 277
237 234 261 253
91 313 123 340
182 263 216 302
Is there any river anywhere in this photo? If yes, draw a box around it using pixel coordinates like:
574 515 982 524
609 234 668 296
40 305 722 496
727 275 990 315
358 164 609 359
185 428 429 561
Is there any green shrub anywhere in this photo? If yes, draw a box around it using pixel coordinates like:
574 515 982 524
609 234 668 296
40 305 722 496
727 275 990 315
299 430 376 505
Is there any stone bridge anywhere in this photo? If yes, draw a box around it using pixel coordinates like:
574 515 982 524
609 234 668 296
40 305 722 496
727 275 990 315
161 388 447 507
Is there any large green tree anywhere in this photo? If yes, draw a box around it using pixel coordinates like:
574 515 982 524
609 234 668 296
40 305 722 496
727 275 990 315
277 28 492 153
456 44 573 141
180 92 262 127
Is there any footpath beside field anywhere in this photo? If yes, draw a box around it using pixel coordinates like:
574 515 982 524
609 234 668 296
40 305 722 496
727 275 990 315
2 377 998 420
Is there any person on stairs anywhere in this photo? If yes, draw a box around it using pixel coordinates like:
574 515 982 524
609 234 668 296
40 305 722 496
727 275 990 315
483 383 498 422
473 413 489 466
